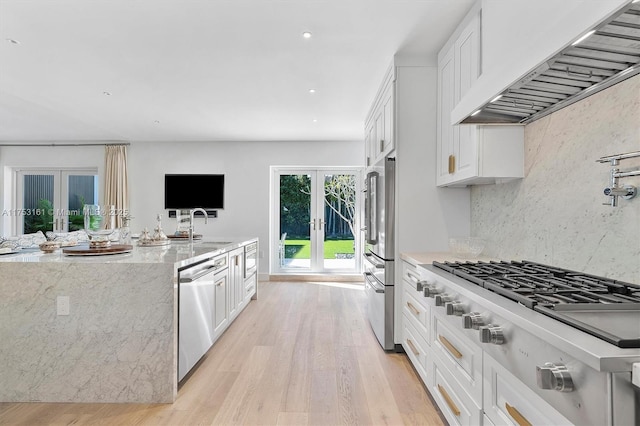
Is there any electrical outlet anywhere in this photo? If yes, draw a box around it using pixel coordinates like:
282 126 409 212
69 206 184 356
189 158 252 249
57 296 70 316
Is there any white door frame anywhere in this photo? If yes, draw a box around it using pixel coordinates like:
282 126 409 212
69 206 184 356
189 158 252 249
270 166 363 274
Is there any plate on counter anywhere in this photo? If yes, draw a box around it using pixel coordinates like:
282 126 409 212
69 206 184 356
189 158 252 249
62 244 133 256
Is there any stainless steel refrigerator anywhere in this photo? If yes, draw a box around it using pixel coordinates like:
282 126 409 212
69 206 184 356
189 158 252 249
363 157 396 350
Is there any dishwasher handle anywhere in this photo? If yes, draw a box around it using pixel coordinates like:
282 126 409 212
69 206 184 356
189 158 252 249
180 258 226 282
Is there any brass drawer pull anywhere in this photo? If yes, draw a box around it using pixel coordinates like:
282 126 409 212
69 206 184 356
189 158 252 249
437 384 460 417
406 301 420 316
448 155 456 174
406 338 419 356
439 335 463 359
505 403 532 426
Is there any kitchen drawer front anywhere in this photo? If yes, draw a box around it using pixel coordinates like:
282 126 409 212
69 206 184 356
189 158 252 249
431 359 482 426
432 313 482 405
402 261 424 292
402 313 430 385
402 286 430 342
483 353 572 426
244 273 256 296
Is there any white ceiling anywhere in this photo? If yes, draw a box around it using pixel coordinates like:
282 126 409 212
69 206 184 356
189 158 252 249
0 0 474 143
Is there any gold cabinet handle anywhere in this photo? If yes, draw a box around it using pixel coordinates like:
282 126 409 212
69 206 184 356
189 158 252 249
448 154 456 174
406 338 419 356
438 335 463 359
505 403 532 426
437 384 461 417
406 301 420 316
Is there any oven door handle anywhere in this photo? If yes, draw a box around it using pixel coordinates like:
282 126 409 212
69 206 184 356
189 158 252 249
365 273 385 293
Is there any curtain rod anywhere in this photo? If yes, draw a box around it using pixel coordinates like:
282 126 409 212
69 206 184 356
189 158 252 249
0 142 130 147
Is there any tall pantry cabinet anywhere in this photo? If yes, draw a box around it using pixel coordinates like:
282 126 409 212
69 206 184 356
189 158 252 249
364 58 470 346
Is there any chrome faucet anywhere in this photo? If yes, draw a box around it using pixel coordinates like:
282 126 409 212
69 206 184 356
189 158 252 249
597 152 640 207
188 208 208 242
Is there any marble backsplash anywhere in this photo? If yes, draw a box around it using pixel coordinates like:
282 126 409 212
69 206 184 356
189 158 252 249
471 74 640 284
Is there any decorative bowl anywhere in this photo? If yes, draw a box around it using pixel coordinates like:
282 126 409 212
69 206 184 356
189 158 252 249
39 241 61 253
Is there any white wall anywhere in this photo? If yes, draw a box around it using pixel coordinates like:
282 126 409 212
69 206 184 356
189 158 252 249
128 140 363 274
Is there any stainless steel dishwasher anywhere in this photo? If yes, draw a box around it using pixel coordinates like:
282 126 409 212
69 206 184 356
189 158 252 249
178 254 228 381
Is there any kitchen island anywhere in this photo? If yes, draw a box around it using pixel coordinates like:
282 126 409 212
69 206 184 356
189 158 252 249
0 238 258 404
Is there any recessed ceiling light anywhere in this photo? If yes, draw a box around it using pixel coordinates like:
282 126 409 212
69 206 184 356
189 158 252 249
6 38 20 45
312 119 318 123
302 32 312 39
309 89 316 94
154 120 161 124
103 91 112 96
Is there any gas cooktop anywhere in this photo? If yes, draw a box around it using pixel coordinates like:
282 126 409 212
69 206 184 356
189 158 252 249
432 260 640 348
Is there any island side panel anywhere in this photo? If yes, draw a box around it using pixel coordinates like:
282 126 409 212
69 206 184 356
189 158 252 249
0 262 177 403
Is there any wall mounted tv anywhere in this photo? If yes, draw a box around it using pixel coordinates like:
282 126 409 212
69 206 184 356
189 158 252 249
164 174 224 211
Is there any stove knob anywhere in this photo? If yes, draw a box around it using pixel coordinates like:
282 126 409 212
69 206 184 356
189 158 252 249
462 312 484 329
536 362 574 392
445 301 464 316
416 280 427 292
434 294 453 307
479 324 505 345
423 285 442 298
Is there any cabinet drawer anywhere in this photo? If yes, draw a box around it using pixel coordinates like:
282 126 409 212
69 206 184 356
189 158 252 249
402 314 430 384
402 288 430 342
432 313 482 404
402 261 423 290
483 353 572 426
432 360 482 426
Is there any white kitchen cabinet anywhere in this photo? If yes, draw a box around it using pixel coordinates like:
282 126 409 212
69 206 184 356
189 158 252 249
437 5 525 187
364 66 394 168
212 265 229 339
228 247 244 322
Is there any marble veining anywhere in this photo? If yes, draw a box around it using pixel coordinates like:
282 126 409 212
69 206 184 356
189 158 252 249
0 262 176 403
471 75 640 283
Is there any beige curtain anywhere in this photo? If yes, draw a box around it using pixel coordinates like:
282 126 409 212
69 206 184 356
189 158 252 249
104 145 129 227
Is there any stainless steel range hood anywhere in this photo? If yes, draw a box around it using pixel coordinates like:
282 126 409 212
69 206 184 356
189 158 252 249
459 1 640 125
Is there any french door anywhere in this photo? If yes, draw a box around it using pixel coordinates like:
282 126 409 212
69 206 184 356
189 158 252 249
272 167 362 274
14 168 99 234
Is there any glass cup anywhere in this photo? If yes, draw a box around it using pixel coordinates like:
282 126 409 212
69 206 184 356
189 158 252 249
83 204 116 247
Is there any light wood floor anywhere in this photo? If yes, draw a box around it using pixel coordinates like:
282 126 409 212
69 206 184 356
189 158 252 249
0 281 445 426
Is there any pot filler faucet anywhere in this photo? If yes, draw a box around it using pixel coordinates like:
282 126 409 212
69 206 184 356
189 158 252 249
597 151 640 207
189 208 208 242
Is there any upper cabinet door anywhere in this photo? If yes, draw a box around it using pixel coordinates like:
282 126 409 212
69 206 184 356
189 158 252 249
436 47 456 187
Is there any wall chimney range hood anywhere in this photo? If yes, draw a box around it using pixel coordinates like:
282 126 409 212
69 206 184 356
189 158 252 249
460 0 640 125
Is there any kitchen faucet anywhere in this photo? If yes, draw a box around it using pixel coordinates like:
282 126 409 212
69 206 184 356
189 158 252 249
596 151 640 207
188 208 208 242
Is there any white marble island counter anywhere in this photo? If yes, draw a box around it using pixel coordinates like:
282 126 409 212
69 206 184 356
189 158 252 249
0 238 258 404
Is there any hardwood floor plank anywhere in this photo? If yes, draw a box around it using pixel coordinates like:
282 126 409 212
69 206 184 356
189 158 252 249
275 411 309 425
334 345 373 425
0 281 445 426
210 345 273 425
308 370 339 426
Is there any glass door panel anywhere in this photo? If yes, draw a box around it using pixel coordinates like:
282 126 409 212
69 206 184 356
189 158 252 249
19 172 56 234
320 172 358 271
278 173 314 271
63 172 98 231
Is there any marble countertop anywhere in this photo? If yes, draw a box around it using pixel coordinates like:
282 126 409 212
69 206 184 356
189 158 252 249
401 251 499 266
0 237 257 269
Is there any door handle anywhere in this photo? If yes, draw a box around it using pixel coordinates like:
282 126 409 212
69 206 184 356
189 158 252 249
309 218 316 230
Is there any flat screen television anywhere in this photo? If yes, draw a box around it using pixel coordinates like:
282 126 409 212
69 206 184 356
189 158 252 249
164 174 224 210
